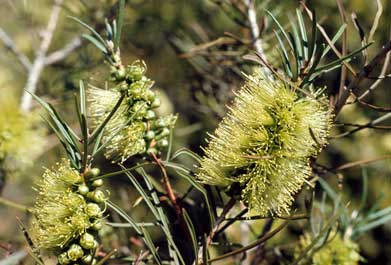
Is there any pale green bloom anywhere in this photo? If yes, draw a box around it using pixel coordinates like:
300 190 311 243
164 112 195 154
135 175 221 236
87 60 177 163
31 160 105 265
296 231 362 265
198 69 332 215
0 94 45 174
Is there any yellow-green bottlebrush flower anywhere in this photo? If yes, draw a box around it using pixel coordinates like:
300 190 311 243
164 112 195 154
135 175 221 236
197 69 332 215
0 94 45 174
87 60 177 163
31 161 106 264
295 231 362 265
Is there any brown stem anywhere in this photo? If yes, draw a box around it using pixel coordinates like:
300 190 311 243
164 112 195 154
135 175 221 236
150 151 182 216
203 221 288 264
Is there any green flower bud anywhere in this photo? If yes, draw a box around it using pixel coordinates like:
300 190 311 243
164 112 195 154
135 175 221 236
85 168 100 179
58 252 70 264
126 60 147 81
67 244 84 261
145 130 155 140
81 255 93 264
91 190 106 203
159 128 170 137
92 179 103 188
86 203 102 218
151 98 161 108
145 90 156 102
80 233 95 250
110 67 126 82
91 219 103 231
147 147 157 155
145 110 156 120
78 184 89 195
131 102 147 119
158 139 169 147
129 81 144 99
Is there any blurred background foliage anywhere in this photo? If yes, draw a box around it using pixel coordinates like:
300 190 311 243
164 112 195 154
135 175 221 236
0 0 389 264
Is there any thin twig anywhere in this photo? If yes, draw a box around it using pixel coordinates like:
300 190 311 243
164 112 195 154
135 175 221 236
301 3 357 76
0 28 31 70
204 221 288 264
368 0 383 44
150 151 182 216
20 0 64 112
358 28 391 101
244 0 266 60
0 196 31 212
334 40 391 115
333 112 391 138
197 197 236 263
335 0 347 101
45 36 82 65
333 155 391 171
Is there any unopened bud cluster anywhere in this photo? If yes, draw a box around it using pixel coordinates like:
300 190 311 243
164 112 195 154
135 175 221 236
88 60 177 163
31 161 106 264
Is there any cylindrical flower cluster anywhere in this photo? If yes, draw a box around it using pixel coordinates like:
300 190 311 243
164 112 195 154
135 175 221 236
295 231 361 265
31 161 105 264
88 60 176 163
0 94 44 175
197 69 332 215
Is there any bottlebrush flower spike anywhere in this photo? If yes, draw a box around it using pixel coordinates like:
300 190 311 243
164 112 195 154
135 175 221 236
295 230 362 265
87 60 177 163
31 160 105 264
0 94 45 174
197 68 332 215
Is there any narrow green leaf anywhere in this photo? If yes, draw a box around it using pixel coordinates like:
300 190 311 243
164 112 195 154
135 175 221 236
139 168 186 265
296 9 308 60
107 200 142 235
141 226 163 265
266 9 294 51
79 80 86 116
171 148 202 164
315 42 372 74
321 23 347 59
68 16 107 48
356 212 391 234
274 30 292 78
163 161 215 226
82 34 107 53
318 178 338 200
115 0 125 50
89 162 149 181
182 209 198 263
120 165 160 219
308 9 317 64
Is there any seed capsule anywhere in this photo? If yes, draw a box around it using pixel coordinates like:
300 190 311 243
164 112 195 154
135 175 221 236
80 233 95 250
67 244 84 261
